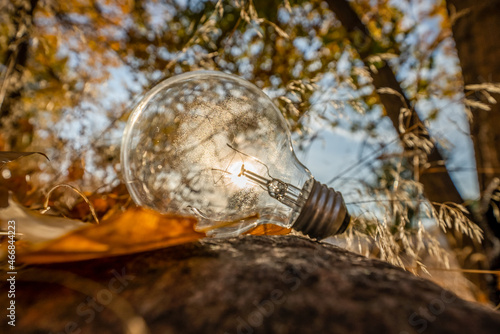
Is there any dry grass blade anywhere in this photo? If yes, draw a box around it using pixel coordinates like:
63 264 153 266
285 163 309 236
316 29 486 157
263 18 290 39
44 184 100 224
464 98 491 111
431 202 484 242
465 83 500 94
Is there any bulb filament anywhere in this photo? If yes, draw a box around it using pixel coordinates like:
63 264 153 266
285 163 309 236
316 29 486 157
213 143 305 209
239 166 302 208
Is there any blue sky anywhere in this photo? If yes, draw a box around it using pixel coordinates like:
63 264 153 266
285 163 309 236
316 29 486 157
60 0 479 210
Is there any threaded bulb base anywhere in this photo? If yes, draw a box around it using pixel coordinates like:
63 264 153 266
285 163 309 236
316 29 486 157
292 179 350 240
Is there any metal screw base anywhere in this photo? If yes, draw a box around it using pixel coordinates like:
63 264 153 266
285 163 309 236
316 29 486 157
292 179 350 240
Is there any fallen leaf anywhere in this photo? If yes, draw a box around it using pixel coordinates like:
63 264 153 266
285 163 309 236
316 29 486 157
0 186 8 208
0 195 87 243
0 151 49 168
16 208 204 264
246 224 292 236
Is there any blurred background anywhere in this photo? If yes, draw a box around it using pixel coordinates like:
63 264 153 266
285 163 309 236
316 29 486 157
1 0 499 305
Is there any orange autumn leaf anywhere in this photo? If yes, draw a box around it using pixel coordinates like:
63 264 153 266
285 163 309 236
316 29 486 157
67 158 85 181
246 224 292 236
17 208 204 264
0 151 49 168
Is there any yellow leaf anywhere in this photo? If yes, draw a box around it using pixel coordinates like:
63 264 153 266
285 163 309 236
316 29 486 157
109 41 121 51
0 196 87 243
0 151 49 169
246 224 292 236
17 208 204 264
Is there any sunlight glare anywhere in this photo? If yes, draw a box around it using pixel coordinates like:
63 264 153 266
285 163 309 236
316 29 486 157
226 161 260 189
226 162 247 188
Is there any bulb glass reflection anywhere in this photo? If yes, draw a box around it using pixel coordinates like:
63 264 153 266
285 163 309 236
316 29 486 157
121 71 321 236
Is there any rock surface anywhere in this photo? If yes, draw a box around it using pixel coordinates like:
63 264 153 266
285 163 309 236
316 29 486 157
2 235 500 333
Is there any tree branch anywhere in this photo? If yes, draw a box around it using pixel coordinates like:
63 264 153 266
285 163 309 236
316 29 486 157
324 0 463 205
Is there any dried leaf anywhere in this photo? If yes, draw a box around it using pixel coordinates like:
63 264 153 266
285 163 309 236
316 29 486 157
0 195 87 243
0 186 8 208
17 208 204 264
67 158 85 180
246 224 291 236
0 151 49 168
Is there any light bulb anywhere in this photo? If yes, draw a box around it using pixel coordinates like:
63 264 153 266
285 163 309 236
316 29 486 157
120 71 350 239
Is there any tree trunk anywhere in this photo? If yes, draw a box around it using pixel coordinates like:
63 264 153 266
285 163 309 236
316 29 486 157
2 236 499 333
446 0 500 193
446 0 500 304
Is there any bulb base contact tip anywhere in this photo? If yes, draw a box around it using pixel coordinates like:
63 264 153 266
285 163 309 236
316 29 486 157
292 180 350 240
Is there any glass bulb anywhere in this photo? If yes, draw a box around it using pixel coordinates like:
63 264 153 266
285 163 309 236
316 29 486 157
121 71 350 239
